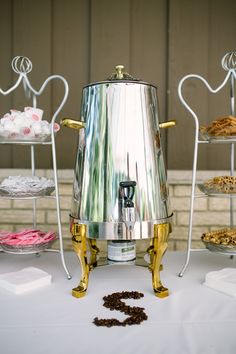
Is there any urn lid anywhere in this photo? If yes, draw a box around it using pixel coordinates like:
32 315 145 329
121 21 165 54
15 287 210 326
84 64 157 89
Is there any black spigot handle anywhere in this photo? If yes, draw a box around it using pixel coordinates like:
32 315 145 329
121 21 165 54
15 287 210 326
119 181 136 208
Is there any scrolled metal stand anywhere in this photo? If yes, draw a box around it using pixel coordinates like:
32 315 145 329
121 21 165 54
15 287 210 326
178 52 236 277
0 56 71 279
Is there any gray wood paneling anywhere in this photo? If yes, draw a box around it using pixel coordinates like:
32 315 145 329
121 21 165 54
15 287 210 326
168 0 209 170
0 0 236 170
207 0 236 170
0 0 13 167
52 0 90 169
90 0 131 81
12 0 52 168
168 0 236 171
130 0 168 153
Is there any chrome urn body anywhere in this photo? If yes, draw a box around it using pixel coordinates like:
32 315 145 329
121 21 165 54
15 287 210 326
68 69 172 240
63 66 174 299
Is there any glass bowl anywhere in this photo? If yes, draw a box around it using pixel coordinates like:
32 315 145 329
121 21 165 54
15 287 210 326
0 239 56 254
0 230 57 254
201 228 236 255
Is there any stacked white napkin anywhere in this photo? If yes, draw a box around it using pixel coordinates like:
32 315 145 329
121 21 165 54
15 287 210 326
0 267 51 294
204 268 236 297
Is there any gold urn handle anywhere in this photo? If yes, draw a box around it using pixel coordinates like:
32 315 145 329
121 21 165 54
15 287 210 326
159 120 176 129
61 118 86 130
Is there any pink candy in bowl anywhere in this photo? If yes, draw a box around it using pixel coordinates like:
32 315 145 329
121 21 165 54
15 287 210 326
0 229 57 254
0 107 60 141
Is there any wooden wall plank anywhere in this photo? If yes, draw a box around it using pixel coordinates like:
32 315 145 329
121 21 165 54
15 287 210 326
90 0 168 161
52 0 90 169
12 0 52 168
1 0 236 170
0 0 13 167
168 0 209 170
206 0 236 170
168 0 236 171
90 0 131 81
130 0 168 155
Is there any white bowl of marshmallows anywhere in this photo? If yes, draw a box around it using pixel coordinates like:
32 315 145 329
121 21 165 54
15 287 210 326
0 107 60 141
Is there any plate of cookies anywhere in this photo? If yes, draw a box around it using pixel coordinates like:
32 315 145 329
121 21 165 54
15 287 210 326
200 115 236 141
198 176 236 195
201 228 236 255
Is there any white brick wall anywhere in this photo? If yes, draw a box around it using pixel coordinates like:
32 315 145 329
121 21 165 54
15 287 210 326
167 170 234 250
0 169 232 252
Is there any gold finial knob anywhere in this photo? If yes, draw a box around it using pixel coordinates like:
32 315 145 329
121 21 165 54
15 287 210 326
115 65 125 79
107 65 139 81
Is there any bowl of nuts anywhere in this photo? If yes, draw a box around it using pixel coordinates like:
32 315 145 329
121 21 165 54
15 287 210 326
201 228 236 255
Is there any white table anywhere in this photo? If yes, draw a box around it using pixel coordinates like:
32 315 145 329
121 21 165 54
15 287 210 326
0 250 235 354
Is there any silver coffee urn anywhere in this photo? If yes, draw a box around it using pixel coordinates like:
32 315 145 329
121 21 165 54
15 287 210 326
62 65 175 298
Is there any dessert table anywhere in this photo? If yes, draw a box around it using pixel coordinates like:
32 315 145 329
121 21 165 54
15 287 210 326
0 250 235 354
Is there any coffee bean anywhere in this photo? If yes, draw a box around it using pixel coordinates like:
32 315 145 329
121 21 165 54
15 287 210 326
93 291 148 327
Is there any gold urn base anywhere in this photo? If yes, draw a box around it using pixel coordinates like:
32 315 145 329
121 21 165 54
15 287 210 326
71 223 171 299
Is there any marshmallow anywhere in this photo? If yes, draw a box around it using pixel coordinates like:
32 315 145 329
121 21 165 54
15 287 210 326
20 126 35 137
0 117 10 125
3 113 11 119
24 107 43 121
0 107 59 139
3 120 15 131
41 121 50 135
32 122 42 135
10 110 21 120
14 115 25 127
53 123 60 132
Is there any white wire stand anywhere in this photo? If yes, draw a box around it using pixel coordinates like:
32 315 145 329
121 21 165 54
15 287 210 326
178 51 236 277
0 56 71 279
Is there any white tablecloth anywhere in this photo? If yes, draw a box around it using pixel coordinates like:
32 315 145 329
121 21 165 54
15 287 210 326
0 250 235 354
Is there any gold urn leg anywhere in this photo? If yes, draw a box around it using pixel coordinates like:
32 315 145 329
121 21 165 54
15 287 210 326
149 223 170 298
147 240 164 272
146 238 154 265
88 239 100 268
71 224 90 298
